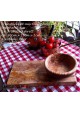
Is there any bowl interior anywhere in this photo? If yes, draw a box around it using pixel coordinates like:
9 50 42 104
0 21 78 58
45 53 77 75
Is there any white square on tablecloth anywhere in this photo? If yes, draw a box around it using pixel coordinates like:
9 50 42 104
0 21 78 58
32 87 37 92
4 68 8 72
8 62 12 65
42 88 47 92
53 89 58 92
1 62 5 65
59 86 65 90
2 64 6 68
76 82 80 87
70 87 75 91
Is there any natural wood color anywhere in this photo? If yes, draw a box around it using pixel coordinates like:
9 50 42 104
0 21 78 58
7 61 77 87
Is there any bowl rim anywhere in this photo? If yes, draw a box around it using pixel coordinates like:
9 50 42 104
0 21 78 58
45 53 78 76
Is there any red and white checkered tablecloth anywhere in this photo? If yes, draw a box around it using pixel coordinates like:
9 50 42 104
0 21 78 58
0 39 80 92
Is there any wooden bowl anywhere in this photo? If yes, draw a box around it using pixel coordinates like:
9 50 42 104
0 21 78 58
45 53 77 78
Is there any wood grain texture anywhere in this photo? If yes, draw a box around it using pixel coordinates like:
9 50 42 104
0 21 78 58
7 60 77 87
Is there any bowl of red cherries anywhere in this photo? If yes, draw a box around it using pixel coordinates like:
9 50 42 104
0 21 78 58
40 36 61 57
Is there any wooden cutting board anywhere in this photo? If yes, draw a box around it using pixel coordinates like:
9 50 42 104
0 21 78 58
7 60 77 87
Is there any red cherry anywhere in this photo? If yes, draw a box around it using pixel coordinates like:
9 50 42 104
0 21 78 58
40 40 46 46
48 36 55 43
46 43 53 49
41 47 50 56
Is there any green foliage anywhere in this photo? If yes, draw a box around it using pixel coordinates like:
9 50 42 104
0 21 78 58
41 21 65 38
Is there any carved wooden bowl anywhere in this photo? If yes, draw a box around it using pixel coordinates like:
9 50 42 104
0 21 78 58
45 53 77 78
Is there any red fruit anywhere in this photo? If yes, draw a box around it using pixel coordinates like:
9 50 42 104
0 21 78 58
40 40 46 46
41 47 48 56
41 47 47 53
41 47 50 56
53 43 59 48
44 52 50 57
29 38 38 47
46 43 53 49
48 36 55 43
55 39 61 45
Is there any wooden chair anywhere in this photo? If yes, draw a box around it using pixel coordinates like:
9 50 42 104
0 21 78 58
0 74 7 92
76 21 80 46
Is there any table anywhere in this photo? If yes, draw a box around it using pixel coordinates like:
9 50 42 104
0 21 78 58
0 39 80 92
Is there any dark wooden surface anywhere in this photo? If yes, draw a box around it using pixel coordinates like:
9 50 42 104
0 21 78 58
7 61 77 87
0 75 7 92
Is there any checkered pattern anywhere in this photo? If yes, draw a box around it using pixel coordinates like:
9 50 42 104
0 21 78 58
0 39 80 92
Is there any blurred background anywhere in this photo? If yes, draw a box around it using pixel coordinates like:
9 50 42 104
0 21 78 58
0 21 80 50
